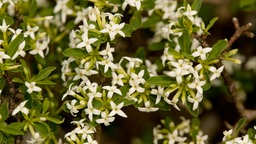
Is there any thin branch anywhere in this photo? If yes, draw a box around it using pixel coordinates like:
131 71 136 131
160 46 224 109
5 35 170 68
194 17 256 121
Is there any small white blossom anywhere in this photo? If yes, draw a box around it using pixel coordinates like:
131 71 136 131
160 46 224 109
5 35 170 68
109 101 127 118
122 0 142 10
0 51 10 63
24 25 39 40
209 65 224 81
66 99 79 116
54 0 73 23
76 31 98 52
8 28 23 41
25 81 42 94
96 111 115 126
151 86 164 104
187 92 203 110
138 101 159 112
103 85 122 98
100 21 125 41
26 132 45 144
97 58 117 73
192 46 212 60
187 78 206 94
12 100 29 116
0 19 9 32
11 41 26 60
85 99 101 121
112 72 124 86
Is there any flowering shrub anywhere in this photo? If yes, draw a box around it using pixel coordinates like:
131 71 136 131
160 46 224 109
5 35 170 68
0 0 255 143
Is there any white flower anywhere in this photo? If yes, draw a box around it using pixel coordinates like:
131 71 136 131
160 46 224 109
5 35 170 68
85 99 101 121
109 101 127 118
66 99 79 116
128 78 145 95
112 72 124 86
96 111 115 126
222 129 233 141
122 0 142 10
209 65 224 81
0 19 9 32
84 135 98 144
54 0 73 23
76 31 98 53
138 101 159 112
187 92 203 110
79 18 96 32
103 85 122 98
29 38 49 58
24 25 39 40
192 46 212 60
187 78 206 94
11 41 26 60
62 83 77 100
8 28 23 41
161 48 174 66
0 51 10 63
151 86 164 104
183 4 198 22
97 58 117 73
12 100 29 116
100 21 125 41
167 129 186 144
25 81 42 94
99 42 114 60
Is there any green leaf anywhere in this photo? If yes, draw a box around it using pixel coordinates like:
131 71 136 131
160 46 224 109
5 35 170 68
147 75 175 87
62 48 88 58
142 12 162 28
141 0 155 10
33 67 56 82
8 122 25 131
0 103 8 122
12 77 24 84
205 17 218 33
114 98 135 106
29 0 37 17
122 24 133 37
247 128 256 140
42 98 50 114
135 47 146 60
7 34 24 58
234 118 247 137
36 80 56 85
178 29 191 55
33 122 50 136
240 0 256 11
46 117 64 124
207 39 228 60
192 0 202 11
148 42 165 51
0 125 23 135
0 16 14 26
0 78 5 90
130 11 142 30
168 48 183 59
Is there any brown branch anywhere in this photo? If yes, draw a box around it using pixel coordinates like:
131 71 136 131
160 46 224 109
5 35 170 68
194 17 256 121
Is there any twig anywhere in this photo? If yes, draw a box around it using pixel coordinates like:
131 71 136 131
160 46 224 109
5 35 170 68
194 17 256 121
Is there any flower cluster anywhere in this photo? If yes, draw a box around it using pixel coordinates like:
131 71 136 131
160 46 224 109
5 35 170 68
153 117 208 144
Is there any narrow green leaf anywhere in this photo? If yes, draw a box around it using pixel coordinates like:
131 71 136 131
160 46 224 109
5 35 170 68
205 17 218 33
0 103 8 122
33 67 56 82
141 0 155 10
207 39 228 60
36 80 56 85
122 24 133 37
142 12 162 28
46 117 64 124
8 122 25 131
147 75 175 87
62 48 88 58
12 77 24 84
192 0 202 11
178 29 191 55
0 125 23 135
7 34 24 57
33 122 50 136
114 98 135 106
0 78 5 90
234 118 247 137
168 48 183 59
130 11 142 30
42 98 50 114
29 0 38 17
